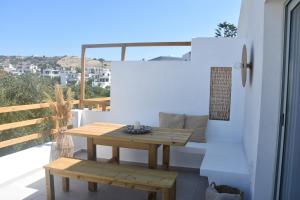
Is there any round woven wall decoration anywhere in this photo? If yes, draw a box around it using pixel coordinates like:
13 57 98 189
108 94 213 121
241 44 248 87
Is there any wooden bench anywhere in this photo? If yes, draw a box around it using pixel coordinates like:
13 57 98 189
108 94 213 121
44 158 177 200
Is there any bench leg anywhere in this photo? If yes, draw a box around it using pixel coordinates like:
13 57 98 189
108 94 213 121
87 138 97 192
163 145 170 170
112 146 120 164
62 177 69 192
162 181 176 200
171 181 176 200
147 192 157 200
45 169 55 200
162 189 170 200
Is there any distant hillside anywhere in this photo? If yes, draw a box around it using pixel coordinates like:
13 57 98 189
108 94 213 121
0 55 61 69
0 55 108 69
57 56 106 68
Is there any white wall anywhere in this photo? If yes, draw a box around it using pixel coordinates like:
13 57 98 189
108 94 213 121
238 0 265 196
254 1 285 200
192 38 246 142
79 38 246 167
83 38 246 143
238 0 285 199
71 110 86 151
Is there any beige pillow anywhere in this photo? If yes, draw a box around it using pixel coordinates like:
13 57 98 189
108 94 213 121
159 112 185 129
184 115 209 143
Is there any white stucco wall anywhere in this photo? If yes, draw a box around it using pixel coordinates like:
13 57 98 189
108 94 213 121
238 0 285 199
71 110 86 151
254 1 285 200
238 0 265 196
78 37 247 168
82 38 246 142
192 38 246 143
83 38 244 142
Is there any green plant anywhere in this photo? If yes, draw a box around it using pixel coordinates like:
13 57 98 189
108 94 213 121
215 22 237 38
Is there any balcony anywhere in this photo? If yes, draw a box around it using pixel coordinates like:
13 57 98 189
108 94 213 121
0 38 250 200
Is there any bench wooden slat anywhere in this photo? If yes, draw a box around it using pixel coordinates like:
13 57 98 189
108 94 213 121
44 158 177 200
44 158 177 189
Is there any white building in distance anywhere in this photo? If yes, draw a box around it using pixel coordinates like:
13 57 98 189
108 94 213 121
42 68 60 78
92 68 111 88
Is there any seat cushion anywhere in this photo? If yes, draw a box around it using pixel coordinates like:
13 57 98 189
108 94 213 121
159 112 185 129
184 115 208 143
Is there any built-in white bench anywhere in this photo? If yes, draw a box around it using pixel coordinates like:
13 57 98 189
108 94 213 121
181 141 250 199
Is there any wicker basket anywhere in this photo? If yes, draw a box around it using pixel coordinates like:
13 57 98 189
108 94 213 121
206 182 243 200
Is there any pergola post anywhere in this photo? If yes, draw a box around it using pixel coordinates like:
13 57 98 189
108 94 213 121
80 46 86 109
121 45 126 61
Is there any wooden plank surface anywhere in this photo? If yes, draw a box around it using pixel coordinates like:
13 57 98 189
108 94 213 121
0 103 51 114
93 138 152 150
0 117 47 132
44 157 177 189
64 122 192 146
0 100 79 114
83 97 111 104
0 133 42 148
82 97 110 111
0 97 110 114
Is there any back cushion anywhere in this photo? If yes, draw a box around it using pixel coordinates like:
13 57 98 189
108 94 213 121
159 112 185 129
184 115 209 143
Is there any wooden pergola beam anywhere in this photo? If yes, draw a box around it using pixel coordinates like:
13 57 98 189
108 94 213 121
82 41 191 49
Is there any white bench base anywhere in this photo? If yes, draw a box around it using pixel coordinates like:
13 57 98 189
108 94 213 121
185 141 250 200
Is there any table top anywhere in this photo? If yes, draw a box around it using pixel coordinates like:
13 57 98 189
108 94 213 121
65 122 192 146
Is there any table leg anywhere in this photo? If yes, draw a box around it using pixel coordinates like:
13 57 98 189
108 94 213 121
171 181 176 200
87 138 97 192
112 146 120 163
148 144 158 200
148 144 158 169
163 145 170 170
148 192 157 200
45 169 54 200
62 177 69 192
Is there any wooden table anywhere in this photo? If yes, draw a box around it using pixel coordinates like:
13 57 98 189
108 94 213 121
65 122 192 197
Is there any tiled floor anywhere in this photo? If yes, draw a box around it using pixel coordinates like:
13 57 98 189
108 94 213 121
0 151 208 200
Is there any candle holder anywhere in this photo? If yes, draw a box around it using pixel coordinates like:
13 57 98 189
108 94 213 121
124 125 152 135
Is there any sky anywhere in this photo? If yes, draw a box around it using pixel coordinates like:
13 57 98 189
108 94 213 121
0 0 241 60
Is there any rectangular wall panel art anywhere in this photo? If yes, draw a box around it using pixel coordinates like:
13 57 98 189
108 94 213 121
209 67 232 121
